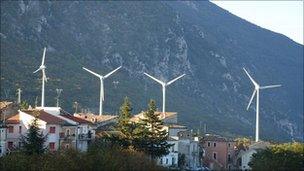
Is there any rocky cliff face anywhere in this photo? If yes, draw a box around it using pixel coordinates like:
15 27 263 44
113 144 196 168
1 1 303 141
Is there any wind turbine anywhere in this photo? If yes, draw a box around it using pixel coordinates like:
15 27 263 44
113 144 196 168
33 47 47 107
144 72 185 118
243 68 281 142
82 66 121 115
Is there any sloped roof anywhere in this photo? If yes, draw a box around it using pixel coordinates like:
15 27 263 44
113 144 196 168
74 113 117 124
201 134 234 142
0 101 13 110
130 111 177 122
22 109 69 125
6 113 20 124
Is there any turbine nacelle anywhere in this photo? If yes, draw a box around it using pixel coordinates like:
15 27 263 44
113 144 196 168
82 66 122 115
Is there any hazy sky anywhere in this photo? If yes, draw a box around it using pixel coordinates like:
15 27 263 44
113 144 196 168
211 1 304 45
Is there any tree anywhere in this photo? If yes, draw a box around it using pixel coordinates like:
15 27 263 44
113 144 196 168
19 100 29 110
113 97 135 147
116 97 133 137
135 100 171 159
20 110 47 155
248 142 304 171
235 137 251 151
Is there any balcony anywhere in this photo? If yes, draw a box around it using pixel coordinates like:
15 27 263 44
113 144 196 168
78 133 92 140
59 132 76 141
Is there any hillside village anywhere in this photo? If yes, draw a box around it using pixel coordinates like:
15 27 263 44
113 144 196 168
0 100 286 170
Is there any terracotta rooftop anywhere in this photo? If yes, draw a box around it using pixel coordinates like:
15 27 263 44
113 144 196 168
21 109 69 125
0 101 13 110
130 111 177 122
201 134 235 142
6 113 20 124
59 110 91 124
74 113 118 124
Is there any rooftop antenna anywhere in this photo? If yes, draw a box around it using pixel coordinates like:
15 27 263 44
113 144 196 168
144 72 185 118
33 47 47 107
82 66 121 115
35 96 38 108
16 88 22 104
243 68 281 142
55 89 63 107
73 101 79 114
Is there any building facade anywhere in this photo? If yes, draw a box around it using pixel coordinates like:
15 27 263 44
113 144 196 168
200 134 236 170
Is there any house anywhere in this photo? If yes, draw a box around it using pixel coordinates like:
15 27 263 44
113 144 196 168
0 101 18 121
157 136 179 168
5 107 93 153
235 141 270 170
200 134 236 170
0 123 7 157
6 109 71 152
164 124 187 136
177 130 202 170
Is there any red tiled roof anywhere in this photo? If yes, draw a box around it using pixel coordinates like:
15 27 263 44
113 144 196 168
6 113 20 124
61 114 91 124
23 110 67 125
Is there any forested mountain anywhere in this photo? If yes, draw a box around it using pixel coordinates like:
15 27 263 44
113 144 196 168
1 1 303 141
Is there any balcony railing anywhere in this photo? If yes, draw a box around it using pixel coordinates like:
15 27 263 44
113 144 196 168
59 132 76 140
78 133 92 140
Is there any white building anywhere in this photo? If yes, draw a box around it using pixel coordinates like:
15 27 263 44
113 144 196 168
236 141 270 170
158 136 179 168
0 124 7 157
4 107 93 153
177 131 202 170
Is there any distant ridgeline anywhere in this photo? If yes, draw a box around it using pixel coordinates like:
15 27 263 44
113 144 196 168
0 1 303 142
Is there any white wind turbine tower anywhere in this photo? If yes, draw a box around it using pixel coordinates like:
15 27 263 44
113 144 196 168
82 66 121 115
243 68 281 142
144 72 185 118
33 47 47 107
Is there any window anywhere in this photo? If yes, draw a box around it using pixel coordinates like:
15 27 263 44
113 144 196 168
172 157 175 165
65 144 70 149
160 158 163 164
49 127 56 134
8 126 14 133
213 152 217 160
207 142 211 147
213 142 216 147
49 142 55 150
228 143 231 148
66 129 70 136
18 126 22 133
8 142 13 149
228 154 231 162
166 158 168 164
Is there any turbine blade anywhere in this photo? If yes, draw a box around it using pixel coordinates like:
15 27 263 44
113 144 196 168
104 66 121 79
33 68 41 73
247 89 257 110
260 84 281 89
41 47 46 65
144 72 164 85
82 67 101 78
167 74 186 85
243 68 258 86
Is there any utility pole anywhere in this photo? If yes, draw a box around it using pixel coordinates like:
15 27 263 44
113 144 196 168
55 89 63 107
17 88 22 104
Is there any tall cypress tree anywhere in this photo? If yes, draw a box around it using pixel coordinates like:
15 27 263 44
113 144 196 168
115 97 134 146
20 110 47 155
136 100 171 159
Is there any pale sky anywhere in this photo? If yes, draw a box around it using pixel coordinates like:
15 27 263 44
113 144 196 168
211 1 304 45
